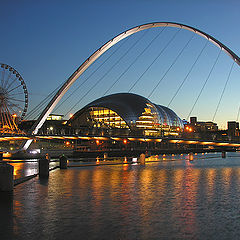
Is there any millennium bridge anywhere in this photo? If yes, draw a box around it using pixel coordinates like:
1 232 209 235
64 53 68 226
1 22 240 155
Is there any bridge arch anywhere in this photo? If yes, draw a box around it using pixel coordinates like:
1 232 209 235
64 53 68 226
23 22 240 149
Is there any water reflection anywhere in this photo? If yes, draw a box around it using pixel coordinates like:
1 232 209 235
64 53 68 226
4 160 58 179
206 168 216 199
3 153 240 239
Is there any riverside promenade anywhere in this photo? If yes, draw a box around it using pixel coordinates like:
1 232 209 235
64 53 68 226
1 153 240 239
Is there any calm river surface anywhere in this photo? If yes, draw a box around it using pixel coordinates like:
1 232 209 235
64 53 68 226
1 152 240 239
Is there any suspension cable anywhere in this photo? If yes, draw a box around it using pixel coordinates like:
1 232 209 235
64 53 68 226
236 105 240 122
64 30 148 117
148 32 194 99
25 86 60 119
103 28 163 96
187 48 222 120
54 37 130 113
25 75 71 119
212 61 235 122
128 28 181 93
167 40 209 107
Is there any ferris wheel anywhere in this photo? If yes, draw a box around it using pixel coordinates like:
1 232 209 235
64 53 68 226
0 63 28 134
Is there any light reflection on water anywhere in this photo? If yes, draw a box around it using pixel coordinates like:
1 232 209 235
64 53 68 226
2 159 59 179
1 152 240 239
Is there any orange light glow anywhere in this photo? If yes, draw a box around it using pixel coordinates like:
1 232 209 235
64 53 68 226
123 139 127 144
65 141 70 146
189 127 192 132
12 163 23 179
96 140 100 145
12 114 17 118
69 113 73 118
3 152 12 158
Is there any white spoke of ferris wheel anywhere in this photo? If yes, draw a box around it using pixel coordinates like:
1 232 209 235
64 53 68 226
6 76 18 90
7 97 25 103
8 92 24 97
8 101 22 108
0 109 4 127
3 70 12 89
2 102 13 131
8 104 24 113
6 84 21 94
1 67 6 87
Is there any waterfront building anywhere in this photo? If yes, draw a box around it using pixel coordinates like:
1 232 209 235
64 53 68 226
68 93 183 137
228 121 239 140
186 116 218 132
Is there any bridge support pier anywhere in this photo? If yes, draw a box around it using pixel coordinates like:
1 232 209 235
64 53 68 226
222 151 226 158
39 157 49 178
104 153 108 160
139 153 145 165
0 163 14 191
189 152 194 161
59 155 68 169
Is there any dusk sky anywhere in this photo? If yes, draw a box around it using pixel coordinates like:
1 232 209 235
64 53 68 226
1 0 240 128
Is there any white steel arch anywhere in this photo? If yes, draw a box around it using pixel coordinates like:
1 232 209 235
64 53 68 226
22 22 240 149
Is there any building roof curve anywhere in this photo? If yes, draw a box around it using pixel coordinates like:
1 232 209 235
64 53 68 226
71 93 152 124
70 93 183 128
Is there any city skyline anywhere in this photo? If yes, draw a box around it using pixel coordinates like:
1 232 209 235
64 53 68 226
1 0 240 129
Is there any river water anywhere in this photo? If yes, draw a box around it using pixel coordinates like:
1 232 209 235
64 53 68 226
1 152 240 239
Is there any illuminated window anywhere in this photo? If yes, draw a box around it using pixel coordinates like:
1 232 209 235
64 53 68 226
89 107 129 129
47 114 63 121
136 105 160 136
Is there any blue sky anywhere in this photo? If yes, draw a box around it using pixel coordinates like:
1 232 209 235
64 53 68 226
1 0 240 128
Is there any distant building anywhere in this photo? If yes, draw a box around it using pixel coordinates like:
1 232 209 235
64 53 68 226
190 117 197 125
227 121 239 139
187 116 218 132
19 114 68 135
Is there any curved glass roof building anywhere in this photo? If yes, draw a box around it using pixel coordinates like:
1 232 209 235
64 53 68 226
69 93 183 136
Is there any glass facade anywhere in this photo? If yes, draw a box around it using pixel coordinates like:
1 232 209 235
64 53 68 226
89 107 128 129
136 104 160 136
69 93 183 137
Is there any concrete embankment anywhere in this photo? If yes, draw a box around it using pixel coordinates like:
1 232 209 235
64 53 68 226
9 149 74 159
